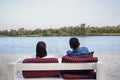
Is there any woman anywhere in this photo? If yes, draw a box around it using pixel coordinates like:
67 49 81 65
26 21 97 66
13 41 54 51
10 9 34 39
36 41 47 58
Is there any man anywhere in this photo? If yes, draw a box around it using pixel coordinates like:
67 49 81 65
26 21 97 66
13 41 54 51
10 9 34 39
66 37 89 56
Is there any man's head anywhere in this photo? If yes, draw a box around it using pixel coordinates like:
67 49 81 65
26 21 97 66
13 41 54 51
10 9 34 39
69 37 80 50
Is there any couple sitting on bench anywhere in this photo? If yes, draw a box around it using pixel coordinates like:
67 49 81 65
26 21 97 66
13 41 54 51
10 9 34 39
22 37 98 79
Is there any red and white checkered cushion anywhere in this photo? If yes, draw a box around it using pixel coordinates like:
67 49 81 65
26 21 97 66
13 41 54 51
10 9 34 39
22 58 59 78
61 56 98 79
62 56 98 63
62 71 96 79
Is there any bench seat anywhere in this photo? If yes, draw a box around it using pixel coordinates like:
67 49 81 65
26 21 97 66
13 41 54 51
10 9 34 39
9 58 104 80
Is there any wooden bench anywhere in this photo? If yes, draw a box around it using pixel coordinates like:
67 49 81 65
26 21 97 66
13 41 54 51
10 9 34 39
9 59 104 80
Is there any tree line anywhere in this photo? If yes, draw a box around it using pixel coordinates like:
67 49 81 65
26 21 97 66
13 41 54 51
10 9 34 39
0 24 120 36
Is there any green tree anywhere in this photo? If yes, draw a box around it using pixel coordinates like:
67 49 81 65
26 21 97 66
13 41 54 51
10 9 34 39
17 28 26 36
33 28 42 36
9 29 17 36
80 23 86 36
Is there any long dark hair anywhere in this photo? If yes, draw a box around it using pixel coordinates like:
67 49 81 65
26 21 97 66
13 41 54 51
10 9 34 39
36 41 47 58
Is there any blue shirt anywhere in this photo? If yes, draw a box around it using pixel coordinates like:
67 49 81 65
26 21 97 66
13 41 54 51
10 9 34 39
66 47 89 56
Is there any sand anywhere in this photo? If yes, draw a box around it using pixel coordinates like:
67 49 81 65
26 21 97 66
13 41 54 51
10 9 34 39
0 53 120 80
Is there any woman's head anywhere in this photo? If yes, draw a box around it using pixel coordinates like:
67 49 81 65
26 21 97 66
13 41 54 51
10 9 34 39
36 41 47 58
69 37 80 50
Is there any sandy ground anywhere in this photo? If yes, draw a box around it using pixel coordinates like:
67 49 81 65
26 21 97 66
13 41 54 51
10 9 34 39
0 53 120 80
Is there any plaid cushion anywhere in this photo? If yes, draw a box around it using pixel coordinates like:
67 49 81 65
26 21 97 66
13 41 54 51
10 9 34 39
62 71 96 79
61 56 98 79
62 56 98 63
22 58 59 78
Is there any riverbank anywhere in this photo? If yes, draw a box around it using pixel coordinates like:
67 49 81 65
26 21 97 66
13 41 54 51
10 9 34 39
0 53 120 80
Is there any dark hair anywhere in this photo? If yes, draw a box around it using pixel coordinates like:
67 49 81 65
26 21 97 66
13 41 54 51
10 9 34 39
69 37 80 50
36 41 47 58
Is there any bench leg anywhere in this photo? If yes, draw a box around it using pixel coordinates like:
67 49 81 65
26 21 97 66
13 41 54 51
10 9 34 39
96 63 105 80
9 64 16 80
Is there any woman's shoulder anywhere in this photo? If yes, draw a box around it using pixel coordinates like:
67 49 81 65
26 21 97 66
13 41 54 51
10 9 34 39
31 55 55 58
44 55 55 58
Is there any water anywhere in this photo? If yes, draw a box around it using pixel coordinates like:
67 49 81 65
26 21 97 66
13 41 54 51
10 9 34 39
0 36 120 55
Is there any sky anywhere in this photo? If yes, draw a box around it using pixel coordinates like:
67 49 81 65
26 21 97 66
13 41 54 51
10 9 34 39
0 0 120 30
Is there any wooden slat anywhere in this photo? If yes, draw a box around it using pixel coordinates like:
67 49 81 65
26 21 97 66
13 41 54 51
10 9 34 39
10 63 97 71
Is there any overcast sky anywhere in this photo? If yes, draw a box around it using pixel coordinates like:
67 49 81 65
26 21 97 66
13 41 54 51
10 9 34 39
0 0 120 30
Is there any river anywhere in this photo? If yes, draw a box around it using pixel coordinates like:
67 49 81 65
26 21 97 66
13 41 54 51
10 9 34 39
0 36 120 55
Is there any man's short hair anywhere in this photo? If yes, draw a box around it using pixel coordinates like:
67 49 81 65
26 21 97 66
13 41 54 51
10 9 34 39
69 37 80 49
